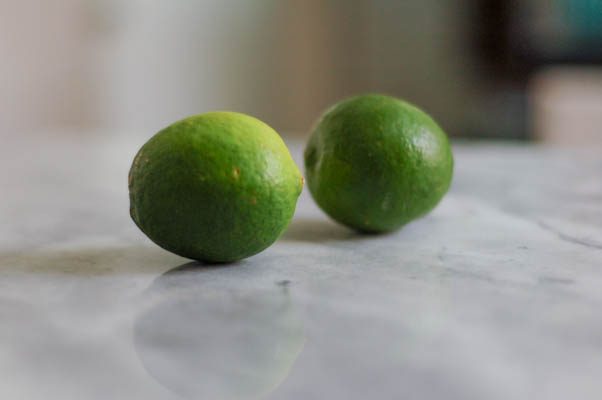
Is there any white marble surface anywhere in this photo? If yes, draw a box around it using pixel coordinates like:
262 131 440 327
2 133 602 399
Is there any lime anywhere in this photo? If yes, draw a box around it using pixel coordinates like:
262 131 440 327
129 112 303 262
304 94 453 233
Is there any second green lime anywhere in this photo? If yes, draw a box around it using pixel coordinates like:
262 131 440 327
129 112 303 262
304 94 453 233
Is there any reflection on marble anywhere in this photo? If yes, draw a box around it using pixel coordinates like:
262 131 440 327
2 135 602 399
134 263 304 399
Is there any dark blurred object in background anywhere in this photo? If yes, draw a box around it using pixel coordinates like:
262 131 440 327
474 0 602 141
477 0 602 77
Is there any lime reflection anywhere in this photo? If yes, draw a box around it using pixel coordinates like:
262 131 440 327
133 263 305 399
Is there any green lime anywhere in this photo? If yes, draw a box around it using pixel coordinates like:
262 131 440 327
304 94 453 233
129 112 303 262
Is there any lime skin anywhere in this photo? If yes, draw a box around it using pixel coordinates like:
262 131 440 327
304 94 453 233
129 112 303 262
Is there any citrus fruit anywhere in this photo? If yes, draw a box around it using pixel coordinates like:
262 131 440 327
304 94 453 233
129 112 303 262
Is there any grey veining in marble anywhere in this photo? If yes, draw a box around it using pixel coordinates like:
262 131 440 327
1 133 602 399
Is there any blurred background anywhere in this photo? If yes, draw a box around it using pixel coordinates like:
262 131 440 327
2 0 602 143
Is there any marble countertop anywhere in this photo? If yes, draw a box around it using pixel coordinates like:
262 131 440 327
1 133 602 400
